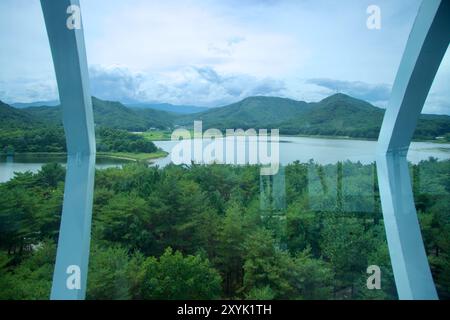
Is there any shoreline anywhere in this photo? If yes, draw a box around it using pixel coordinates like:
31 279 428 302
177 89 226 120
0 151 169 163
138 130 447 144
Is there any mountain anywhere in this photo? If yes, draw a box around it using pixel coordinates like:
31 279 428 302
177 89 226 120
11 100 60 108
127 102 208 114
22 97 177 131
0 100 39 128
90 97 175 130
179 94 450 139
282 94 450 139
178 96 311 129
3 94 449 140
278 94 386 138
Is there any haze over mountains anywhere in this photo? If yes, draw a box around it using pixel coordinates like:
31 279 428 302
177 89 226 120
1 94 450 140
11 100 60 108
11 100 207 114
127 102 208 114
16 97 174 131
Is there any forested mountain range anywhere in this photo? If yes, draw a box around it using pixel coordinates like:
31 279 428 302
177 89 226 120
178 93 450 139
2 94 450 139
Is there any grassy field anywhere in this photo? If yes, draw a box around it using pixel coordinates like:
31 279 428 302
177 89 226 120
137 129 449 144
97 151 168 162
139 130 173 141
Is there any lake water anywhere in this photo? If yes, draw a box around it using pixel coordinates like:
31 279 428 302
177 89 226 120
0 155 124 183
151 136 450 167
1 136 450 183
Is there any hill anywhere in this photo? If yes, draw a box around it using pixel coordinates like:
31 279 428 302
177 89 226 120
180 94 450 140
278 94 385 138
178 96 311 129
0 100 39 128
22 97 176 131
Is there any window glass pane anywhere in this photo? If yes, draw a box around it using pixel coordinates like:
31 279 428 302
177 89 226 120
0 0 60 300
413 46 450 300
1 0 448 301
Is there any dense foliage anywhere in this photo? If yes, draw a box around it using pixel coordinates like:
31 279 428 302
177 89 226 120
96 128 158 153
0 127 157 154
0 159 449 300
0 127 66 153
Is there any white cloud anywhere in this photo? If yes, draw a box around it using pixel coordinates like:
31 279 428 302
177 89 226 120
88 64 286 106
306 78 391 106
0 77 57 104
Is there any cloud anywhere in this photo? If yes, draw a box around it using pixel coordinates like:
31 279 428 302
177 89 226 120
87 65 286 107
422 47 450 115
0 78 58 104
2 0 448 114
207 37 246 57
89 65 146 103
306 78 392 107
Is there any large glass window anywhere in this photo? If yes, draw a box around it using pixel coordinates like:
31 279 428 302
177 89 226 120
0 0 448 300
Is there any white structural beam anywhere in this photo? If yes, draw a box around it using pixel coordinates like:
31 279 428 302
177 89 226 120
377 0 449 300
40 0 96 300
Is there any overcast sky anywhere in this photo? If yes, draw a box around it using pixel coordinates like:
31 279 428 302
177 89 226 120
0 0 448 114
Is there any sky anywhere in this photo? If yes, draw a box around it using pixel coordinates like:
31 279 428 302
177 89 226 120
0 0 448 114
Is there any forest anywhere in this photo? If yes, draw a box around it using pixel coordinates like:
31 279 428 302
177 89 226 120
0 158 449 300
0 127 158 154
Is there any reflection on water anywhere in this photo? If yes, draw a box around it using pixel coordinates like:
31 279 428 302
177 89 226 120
260 165 286 212
260 162 379 215
260 160 448 217
307 162 377 213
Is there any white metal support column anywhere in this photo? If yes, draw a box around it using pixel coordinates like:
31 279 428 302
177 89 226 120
376 0 450 300
40 0 96 300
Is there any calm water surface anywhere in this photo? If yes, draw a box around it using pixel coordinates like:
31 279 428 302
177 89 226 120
151 136 450 167
1 137 450 183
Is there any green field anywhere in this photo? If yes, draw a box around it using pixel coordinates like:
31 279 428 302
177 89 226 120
97 151 168 161
1 151 168 162
139 130 172 141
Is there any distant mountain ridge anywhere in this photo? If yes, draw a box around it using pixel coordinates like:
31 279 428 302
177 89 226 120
11 99 208 114
177 96 312 129
19 97 175 131
1 94 449 140
11 100 60 108
179 93 450 139
0 100 39 128
127 102 208 114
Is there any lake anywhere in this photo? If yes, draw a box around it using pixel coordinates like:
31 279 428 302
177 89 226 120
1 136 450 183
151 136 450 167
0 154 125 183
